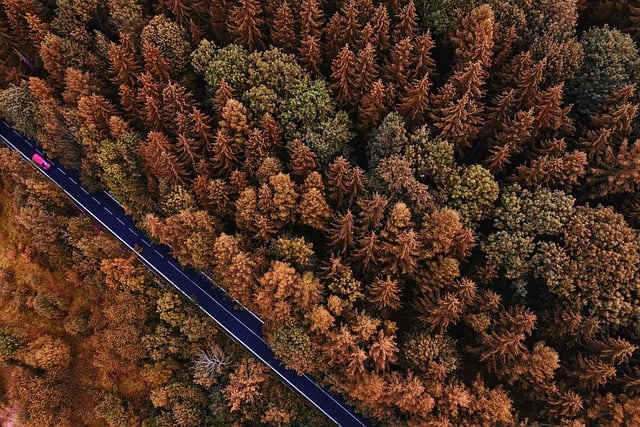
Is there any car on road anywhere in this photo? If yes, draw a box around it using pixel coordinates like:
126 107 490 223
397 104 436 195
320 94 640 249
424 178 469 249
32 153 51 170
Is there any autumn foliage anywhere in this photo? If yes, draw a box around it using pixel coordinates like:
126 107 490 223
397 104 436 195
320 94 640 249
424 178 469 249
1 0 640 425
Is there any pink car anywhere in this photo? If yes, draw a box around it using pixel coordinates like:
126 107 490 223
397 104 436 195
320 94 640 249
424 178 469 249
32 153 51 170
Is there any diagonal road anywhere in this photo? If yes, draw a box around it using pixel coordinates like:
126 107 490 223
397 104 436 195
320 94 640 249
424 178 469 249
0 118 370 427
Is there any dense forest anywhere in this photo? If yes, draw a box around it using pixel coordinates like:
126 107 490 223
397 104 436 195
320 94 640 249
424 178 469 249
1 0 640 425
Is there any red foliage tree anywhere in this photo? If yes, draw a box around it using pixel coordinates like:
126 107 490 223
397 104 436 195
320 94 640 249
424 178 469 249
330 44 357 108
270 1 296 52
228 0 265 51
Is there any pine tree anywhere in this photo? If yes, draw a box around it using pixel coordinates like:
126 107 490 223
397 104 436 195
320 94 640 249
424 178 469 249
340 0 361 49
411 31 436 81
381 229 422 276
515 151 587 191
397 74 431 127
450 4 495 69
218 98 250 160
330 44 357 107
370 4 391 53
392 1 418 43
289 139 318 179
300 0 324 39
326 156 362 208
586 139 640 198
358 79 388 131
270 1 296 52
212 79 236 120
571 355 617 389
299 34 322 75
161 0 191 25
352 231 380 271
357 193 388 231
368 275 402 310
590 84 639 139
243 129 272 175
211 129 240 176
383 37 413 102
189 107 215 148
175 134 202 172
434 93 484 151
513 56 547 109
327 210 355 253
532 83 574 138
228 0 265 51
139 131 188 186
486 109 535 173
142 41 171 83
77 94 117 135
369 330 398 371
108 35 141 87
118 84 142 124
353 43 379 101
161 81 195 128
298 186 332 231
260 113 284 149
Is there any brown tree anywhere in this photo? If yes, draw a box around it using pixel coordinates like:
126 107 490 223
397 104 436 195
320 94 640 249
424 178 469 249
330 44 357 107
270 1 296 52
139 131 188 186
397 74 431 127
228 0 265 51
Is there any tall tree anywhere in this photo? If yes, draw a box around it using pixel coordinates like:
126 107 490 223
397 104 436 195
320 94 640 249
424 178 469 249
228 0 265 51
330 44 357 108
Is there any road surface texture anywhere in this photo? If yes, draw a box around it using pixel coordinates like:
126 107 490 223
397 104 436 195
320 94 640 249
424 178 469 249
0 117 370 427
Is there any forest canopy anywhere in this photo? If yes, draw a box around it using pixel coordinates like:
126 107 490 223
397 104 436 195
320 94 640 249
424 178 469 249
1 0 640 425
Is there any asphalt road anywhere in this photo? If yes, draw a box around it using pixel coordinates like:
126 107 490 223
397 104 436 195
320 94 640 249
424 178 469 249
0 118 370 427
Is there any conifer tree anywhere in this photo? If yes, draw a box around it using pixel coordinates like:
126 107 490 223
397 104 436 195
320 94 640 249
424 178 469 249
358 79 388 131
228 0 265 51
450 4 494 70
298 186 332 231
486 109 535 173
368 276 402 310
327 210 355 253
383 38 413 100
392 1 419 43
299 35 322 75
370 4 391 53
433 93 483 151
330 44 357 108
270 1 296 52
212 79 236 120
300 0 324 39
108 35 141 87
289 139 318 179
353 43 379 102
218 98 251 159
210 129 240 176
142 41 171 83
339 0 361 50
139 131 188 186
411 31 436 81
397 74 431 127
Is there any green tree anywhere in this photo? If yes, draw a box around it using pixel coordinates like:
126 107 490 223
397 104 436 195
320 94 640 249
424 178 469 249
267 325 316 375
568 26 640 112
141 14 191 75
